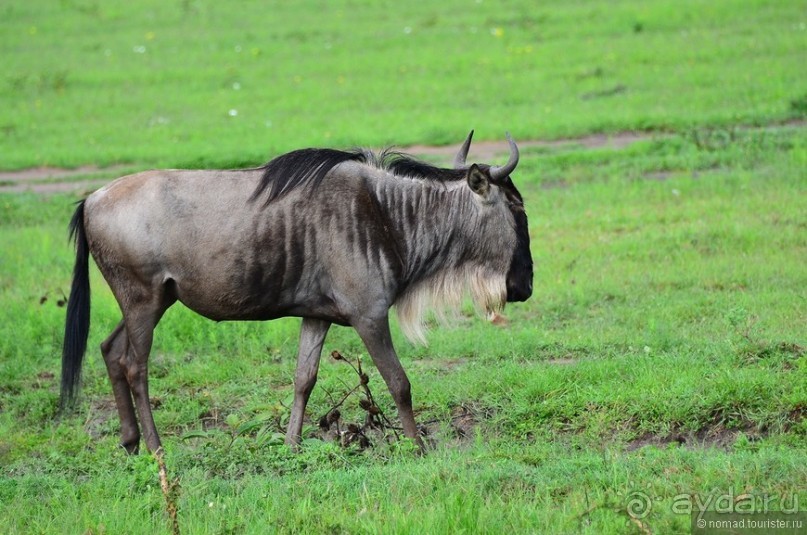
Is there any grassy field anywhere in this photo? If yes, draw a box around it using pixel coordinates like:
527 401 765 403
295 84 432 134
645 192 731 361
2 0 806 169
2 1 806 534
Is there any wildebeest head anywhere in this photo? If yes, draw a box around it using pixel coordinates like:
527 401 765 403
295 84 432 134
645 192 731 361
455 131 533 303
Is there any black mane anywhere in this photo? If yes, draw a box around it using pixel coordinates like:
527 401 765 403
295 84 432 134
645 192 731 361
251 148 367 206
251 147 466 206
377 150 466 182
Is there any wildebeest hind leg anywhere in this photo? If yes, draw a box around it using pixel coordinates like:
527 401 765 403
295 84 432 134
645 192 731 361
354 317 425 451
120 290 175 453
100 320 140 453
286 318 331 448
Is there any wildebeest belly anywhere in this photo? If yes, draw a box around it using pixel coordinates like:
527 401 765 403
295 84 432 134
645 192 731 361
168 254 345 324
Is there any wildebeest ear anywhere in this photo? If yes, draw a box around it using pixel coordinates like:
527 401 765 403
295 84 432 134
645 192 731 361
467 164 490 197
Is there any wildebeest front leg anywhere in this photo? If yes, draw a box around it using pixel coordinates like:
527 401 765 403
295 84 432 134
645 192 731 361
354 316 425 451
286 318 331 448
100 320 141 453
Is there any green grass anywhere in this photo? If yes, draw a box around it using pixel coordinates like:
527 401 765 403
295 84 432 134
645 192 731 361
1 1 807 534
1 126 805 534
1 0 806 169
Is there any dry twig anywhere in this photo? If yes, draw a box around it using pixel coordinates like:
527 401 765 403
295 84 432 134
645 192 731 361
155 448 181 535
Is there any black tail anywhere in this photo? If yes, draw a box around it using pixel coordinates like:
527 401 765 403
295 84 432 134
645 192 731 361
60 200 91 410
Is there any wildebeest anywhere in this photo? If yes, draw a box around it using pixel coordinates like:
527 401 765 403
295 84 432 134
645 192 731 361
61 131 533 453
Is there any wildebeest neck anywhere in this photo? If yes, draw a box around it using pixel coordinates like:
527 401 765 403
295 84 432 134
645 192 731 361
332 164 513 343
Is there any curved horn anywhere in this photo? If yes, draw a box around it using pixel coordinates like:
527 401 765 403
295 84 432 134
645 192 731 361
453 130 474 169
489 132 520 181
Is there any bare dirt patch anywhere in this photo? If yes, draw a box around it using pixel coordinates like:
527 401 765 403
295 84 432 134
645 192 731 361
627 424 767 452
0 165 118 183
415 403 493 448
0 164 130 194
0 132 648 194
3 120 802 194
0 178 113 194
445 403 490 440
84 396 167 439
83 398 118 439
407 130 649 163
